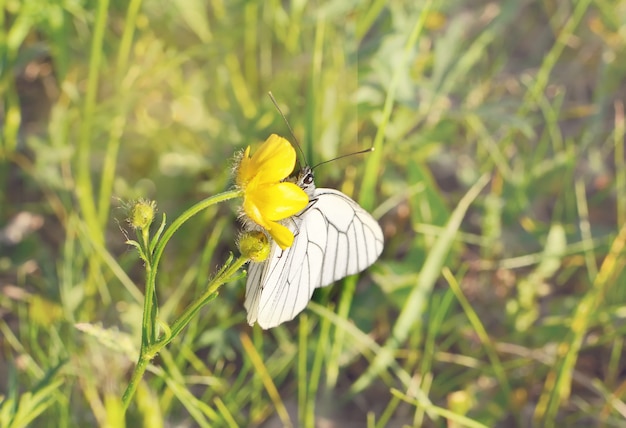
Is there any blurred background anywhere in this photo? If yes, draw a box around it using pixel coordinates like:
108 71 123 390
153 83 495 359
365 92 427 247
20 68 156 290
1 0 625 426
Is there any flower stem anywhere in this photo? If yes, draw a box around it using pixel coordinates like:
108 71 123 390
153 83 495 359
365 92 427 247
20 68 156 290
121 351 150 408
154 255 248 350
122 188 243 410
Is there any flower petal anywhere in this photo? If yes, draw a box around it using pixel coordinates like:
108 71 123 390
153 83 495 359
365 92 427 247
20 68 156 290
268 221 295 250
236 146 254 186
247 182 308 221
242 196 271 230
251 134 297 184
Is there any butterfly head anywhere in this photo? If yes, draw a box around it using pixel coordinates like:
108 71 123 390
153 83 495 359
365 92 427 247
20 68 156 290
296 166 316 198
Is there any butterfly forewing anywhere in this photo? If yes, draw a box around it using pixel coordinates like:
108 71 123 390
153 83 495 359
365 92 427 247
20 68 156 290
313 189 384 287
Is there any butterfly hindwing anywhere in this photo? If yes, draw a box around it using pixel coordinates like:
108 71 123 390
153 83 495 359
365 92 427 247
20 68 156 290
245 214 318 328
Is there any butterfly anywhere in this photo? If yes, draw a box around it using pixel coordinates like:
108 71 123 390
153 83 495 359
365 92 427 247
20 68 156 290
244 165 384 329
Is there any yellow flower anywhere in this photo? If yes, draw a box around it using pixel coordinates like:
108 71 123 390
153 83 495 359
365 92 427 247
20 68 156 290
236 134 308 250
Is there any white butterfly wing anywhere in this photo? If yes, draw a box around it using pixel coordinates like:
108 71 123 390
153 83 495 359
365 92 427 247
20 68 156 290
314 189 384 287
245 188 384 329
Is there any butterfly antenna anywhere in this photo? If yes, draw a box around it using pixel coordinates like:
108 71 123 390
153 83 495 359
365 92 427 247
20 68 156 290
312 147 374 170
268 91 306 168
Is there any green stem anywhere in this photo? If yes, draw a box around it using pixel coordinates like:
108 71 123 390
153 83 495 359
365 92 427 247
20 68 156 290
121 351 149 408
143 189 242 345
122 255 247 410
154 255 248 350
122 188 243 410
150 189 243 280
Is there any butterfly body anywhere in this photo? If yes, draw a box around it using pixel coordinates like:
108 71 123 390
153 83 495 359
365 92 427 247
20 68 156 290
245 167 384 329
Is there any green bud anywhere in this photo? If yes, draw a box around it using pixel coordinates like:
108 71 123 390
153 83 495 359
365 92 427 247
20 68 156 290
238 231 270 262
129 199 156 230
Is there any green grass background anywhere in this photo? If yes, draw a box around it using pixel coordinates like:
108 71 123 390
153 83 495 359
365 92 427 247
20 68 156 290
1 0 626 426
